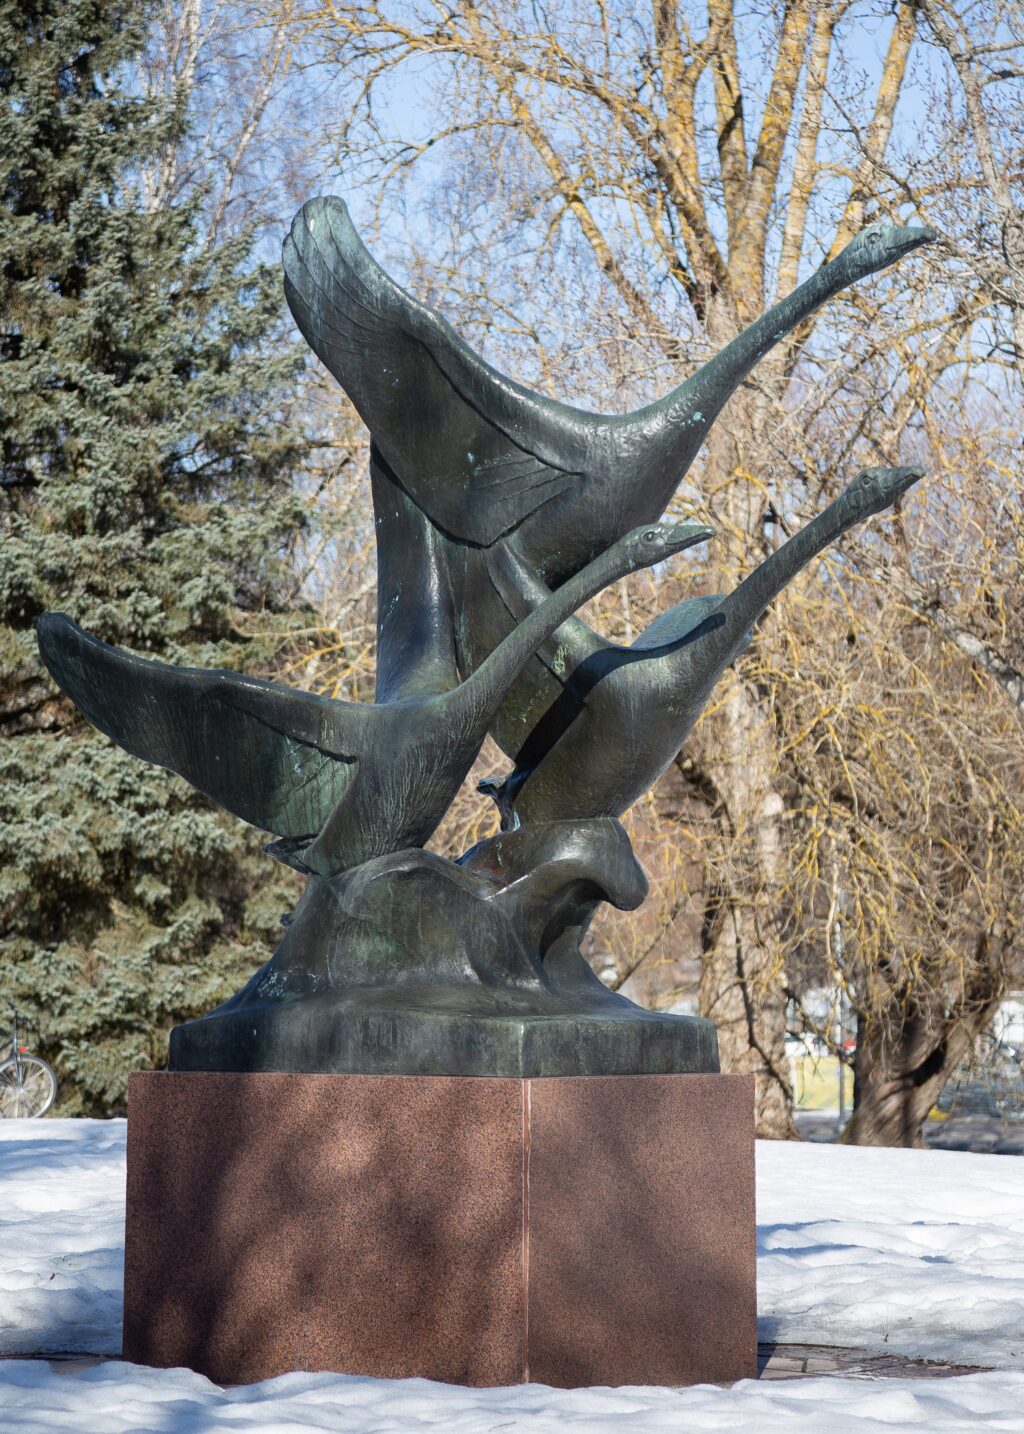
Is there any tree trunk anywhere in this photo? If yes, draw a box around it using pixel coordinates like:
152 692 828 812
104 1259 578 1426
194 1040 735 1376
696 310 795 1140
842 988 1002 1147
697 679 795 1138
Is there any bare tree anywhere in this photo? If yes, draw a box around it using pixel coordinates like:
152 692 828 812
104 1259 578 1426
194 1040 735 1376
139 0 326 241
248 0 1024 1140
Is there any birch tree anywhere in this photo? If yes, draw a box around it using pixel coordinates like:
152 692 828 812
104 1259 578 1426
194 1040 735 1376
264 0 1024 1141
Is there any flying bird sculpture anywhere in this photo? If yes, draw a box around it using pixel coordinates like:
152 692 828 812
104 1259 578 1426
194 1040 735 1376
34 194 934 1078
283 197 933 727
479 467 923 827
38 521 712 880
284 198 931 570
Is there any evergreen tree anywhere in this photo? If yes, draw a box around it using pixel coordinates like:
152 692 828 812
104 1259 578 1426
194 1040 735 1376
0 0 310 1111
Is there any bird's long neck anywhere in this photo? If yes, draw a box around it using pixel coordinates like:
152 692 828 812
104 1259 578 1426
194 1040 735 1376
630 240 898 487
686 473 904 669
458 543 637 722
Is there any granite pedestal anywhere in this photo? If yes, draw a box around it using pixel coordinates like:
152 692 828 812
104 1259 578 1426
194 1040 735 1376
123 1071 755 1388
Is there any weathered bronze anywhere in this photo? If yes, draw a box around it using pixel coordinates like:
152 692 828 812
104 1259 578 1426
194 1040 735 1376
37 521 711 880
480 465 923 826
37 198 932 1077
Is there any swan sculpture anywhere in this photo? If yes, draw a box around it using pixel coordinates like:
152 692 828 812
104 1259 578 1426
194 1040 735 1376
37 521 712 879
283 197 933 727
478 467 923 826
284 198 931 576
33 190 934 1081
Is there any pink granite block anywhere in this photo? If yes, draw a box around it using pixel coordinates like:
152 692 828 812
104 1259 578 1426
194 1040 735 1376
526 1074 756 1387
123 1072 525 1385
123 1071 754 1388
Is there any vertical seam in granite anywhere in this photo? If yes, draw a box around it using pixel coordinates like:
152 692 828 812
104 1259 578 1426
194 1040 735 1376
120 1080 135 1357
522 1079 531 1383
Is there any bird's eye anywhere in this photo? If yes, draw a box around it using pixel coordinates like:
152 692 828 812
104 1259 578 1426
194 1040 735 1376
643 529 657 542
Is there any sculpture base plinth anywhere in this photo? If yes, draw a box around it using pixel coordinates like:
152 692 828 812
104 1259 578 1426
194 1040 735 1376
168 989 719 1077
123 1071 755 1388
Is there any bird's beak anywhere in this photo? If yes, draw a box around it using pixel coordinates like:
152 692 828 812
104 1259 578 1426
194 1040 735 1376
841 222 938 274
879 464 925 495
889 224 937 258
666 522 715 554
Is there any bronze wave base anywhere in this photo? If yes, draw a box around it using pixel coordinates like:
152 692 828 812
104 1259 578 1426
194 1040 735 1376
168 825 720 1079
169 987 719 1078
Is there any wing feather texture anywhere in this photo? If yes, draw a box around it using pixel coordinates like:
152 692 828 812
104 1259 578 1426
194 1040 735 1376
37 615 359 839
282 196 593 545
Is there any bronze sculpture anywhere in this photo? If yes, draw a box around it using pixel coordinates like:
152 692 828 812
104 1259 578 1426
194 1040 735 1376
37 199 932 1077
480 464 922 826
38 522 711 880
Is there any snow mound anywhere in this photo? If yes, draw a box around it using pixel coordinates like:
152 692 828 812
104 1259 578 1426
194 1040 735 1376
757 1140 1024 1368
2 1361 1024 1434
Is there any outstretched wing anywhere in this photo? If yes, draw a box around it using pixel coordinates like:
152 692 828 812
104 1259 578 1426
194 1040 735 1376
37 615 360 840
283 196 593 545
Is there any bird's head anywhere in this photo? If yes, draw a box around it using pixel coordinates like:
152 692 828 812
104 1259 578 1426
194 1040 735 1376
617 521 715 566
844 464 924 515
839 222 937 276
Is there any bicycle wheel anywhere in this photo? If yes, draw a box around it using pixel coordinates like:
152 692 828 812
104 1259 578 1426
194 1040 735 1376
0 1055 58 1118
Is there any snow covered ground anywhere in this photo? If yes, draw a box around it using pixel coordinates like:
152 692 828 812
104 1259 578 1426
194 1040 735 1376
0 1121 123 1359
2 1119 1024 1432
4 1360 1024 1434
758 1140 1024 1369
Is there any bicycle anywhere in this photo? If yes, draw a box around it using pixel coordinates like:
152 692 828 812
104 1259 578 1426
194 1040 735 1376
0 1009 58 1118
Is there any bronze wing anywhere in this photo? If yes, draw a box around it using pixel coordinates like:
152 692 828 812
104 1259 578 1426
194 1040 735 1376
37 614 359 840
282 195 593 545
